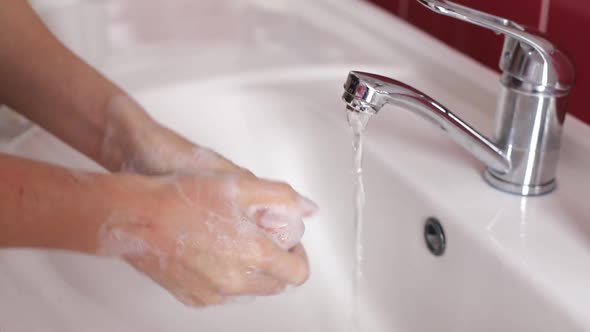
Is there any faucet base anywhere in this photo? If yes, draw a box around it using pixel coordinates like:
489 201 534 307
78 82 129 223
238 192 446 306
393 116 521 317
483 170 556 196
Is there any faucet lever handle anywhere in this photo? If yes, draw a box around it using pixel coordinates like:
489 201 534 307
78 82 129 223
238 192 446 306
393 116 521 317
417 0 574 91
418 0 550 51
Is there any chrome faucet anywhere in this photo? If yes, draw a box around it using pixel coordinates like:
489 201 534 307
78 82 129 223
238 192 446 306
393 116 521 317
342 0 574 196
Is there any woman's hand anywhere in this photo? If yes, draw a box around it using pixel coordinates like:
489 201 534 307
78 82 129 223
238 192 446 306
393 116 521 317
100 95 252 177
98 172 317 306
100 95 311 250
0 2 318 309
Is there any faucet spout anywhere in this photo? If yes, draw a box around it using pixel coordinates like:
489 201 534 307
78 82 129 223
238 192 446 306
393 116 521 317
342 71 511 174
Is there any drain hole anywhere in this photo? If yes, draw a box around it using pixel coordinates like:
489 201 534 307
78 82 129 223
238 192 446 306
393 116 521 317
424 217 446 256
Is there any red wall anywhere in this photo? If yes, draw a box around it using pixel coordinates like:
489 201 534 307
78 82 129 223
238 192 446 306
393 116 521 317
368 0 589 125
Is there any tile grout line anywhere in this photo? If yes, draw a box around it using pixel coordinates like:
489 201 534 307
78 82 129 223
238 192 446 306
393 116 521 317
538 0 551 33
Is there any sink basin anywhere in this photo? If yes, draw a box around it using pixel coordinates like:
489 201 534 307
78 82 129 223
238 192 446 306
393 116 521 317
1 0 590 331
3 68 589 331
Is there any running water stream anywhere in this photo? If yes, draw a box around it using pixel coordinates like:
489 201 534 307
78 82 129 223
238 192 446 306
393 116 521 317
346 108 372 331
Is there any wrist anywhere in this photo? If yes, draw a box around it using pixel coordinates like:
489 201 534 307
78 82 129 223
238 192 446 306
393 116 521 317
75 172 158 255
99 95 158 172
98 95 245 177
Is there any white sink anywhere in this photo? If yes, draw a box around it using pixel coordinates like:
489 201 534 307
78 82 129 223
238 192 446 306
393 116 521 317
2 0 590 331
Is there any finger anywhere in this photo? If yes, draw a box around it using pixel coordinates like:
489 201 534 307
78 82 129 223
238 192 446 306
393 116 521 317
238 178 318 217
221 272 286 296
259 216 305 250
127 255 226 307
174 270 226 306
256 240 309 286
172 291 205 307
169 268 225 306
208 161 255 178
289 243 309 263
192 287 225 306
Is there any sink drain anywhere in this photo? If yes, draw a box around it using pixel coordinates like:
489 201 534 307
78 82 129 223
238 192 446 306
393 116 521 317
424 217 446 256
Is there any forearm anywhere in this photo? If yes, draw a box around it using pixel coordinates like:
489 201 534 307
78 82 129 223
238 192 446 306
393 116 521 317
0 1 152 171
0 1 244 177
0 153 144 253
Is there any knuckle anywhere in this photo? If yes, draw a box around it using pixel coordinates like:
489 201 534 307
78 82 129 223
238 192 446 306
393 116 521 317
277 182 294 191
281 183 298 198
266 180 295 195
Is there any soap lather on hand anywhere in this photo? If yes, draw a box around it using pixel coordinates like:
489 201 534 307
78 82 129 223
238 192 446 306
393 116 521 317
95 95 318 306
0 1 319 309
100 94 312 251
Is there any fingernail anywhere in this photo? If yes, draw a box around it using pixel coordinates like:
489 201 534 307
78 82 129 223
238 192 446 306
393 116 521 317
298 196 319 216
258 211 290 229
